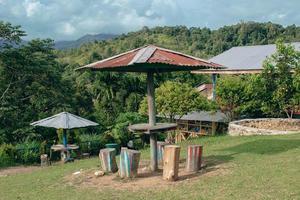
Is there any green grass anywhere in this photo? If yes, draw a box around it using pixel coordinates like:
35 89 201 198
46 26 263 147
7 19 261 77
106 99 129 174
1 134 299 200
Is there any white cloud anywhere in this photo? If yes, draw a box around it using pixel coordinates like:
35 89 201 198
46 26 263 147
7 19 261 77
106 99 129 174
61 22 75 35
23 0 42 17
0 0 299 40
278 14 286 19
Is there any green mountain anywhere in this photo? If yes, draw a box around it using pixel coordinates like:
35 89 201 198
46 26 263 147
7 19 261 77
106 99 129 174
58 22 300 66
54 33 118 49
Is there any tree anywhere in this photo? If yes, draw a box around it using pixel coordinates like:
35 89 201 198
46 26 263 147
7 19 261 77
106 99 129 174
261 40 300 118
139 81 212 121
0 39 71 143
0 21 26 44
216 76 247 120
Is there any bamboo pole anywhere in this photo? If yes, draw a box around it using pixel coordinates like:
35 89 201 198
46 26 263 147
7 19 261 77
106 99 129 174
163 145 181 181
147 71 158 171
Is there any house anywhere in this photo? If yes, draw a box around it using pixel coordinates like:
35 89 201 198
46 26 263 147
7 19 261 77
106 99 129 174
193 42 300 74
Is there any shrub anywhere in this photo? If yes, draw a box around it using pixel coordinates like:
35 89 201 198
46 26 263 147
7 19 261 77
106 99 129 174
15 141 40 164
79 134 107 155
108 112 147 147
0 144 16 168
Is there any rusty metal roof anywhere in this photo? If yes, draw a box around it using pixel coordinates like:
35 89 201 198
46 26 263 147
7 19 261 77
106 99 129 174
78 45 223 72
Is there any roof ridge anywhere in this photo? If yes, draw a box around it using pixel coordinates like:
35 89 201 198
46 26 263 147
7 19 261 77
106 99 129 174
77 46 143 70
231 41 300 49
129 45 157 65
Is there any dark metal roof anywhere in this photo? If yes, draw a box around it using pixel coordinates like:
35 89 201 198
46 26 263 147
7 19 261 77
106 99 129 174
174 111 228 122
193 42 300 74
78 45 223 72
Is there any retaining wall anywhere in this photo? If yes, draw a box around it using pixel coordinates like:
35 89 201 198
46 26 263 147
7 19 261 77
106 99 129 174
228 118 300 136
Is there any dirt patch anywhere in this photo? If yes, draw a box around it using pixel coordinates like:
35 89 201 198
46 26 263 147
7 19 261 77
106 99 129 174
64 159 231 191
0 166 40 177
242 119 300 131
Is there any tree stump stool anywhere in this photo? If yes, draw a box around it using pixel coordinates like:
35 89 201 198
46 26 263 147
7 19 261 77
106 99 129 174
99 148 118 173
119 148 141 178
157 141 168 164
163 145 180 181
186 145 203 172
40 154 49 167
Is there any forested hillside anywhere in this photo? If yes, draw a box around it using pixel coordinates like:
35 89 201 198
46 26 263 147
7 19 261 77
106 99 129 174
58 22 300 65
0 21 299 157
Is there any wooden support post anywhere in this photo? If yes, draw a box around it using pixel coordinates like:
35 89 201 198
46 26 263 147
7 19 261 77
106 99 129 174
147 71 158 171
186 145 203 172
157 141 168 164
99 148 118 173
147 71 156 126
62 129 67 147
150 133 158 171
40 154 49 167
119 148 141 178
60 149 70 162
212 122 217 136
212 73 217 101
163 145 180 181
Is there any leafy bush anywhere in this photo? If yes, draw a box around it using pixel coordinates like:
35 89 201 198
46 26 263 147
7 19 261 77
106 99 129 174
79 134 107 155
15 141 40 164
108 112 147 147
139 81 213 121
0 144 16 168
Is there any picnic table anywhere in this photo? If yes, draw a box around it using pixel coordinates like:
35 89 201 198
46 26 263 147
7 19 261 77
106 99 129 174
49 144 79 163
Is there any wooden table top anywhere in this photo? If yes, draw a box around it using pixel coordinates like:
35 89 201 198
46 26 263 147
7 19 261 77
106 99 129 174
128 123 177 134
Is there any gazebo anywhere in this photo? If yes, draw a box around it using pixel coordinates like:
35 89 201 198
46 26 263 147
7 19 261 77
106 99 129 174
31 112 98 162
78 45 222 171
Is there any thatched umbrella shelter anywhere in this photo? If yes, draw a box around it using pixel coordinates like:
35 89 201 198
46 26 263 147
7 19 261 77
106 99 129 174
78 45 222 171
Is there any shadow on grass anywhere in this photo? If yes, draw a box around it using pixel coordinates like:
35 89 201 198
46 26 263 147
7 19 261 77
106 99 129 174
134 154 234 181
222 139 300 155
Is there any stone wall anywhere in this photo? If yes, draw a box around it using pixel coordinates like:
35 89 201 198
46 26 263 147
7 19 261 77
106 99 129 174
228 118 300 136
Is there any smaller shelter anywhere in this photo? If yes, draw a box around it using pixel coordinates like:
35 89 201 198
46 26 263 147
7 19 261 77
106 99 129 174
31 112 98 162
172 111 228 143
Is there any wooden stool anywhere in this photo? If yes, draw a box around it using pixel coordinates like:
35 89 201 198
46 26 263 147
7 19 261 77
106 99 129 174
99 148 118 173
186 145 203 172
163 145 180 181
157 141 168 164
40 154 49 167
119 148 141 178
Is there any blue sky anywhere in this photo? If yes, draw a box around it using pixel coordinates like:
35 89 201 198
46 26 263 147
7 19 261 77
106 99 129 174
0 0 299 41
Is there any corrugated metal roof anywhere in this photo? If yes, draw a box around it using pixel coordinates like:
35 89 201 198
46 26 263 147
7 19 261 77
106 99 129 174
174 111 228 122
209 42 300 70
78 45 223 72
30 112 99 129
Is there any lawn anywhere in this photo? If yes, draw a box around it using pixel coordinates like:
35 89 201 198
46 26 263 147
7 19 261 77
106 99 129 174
0 134 299 200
